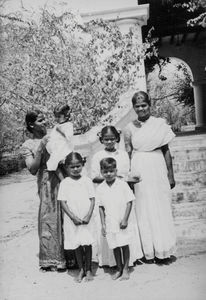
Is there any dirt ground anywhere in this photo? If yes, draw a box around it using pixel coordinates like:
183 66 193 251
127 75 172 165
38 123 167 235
0 170 206 300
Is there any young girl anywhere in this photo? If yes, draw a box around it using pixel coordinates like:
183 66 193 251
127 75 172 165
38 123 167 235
97 158 135 280
91 126 130 183
91 125 143 267
46 104 74 172
57 152 96 282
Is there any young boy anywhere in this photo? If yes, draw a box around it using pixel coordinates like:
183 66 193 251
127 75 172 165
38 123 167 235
96 157 135 280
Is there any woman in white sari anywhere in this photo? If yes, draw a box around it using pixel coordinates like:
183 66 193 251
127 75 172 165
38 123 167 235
123 91 176 263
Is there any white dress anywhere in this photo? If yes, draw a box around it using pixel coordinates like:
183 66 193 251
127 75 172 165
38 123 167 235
91 149 143 266
124 116 176 259
46 122 74 170
57 176 96 250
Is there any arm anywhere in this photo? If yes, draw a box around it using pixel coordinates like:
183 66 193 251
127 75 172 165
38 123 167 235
56 126 66 138
99 206 106 237
55 167 65 182
82 197 95 224
123 128 133 160
161 144 175 189
60 201 83 225
120 201 133 229
25 136 49 175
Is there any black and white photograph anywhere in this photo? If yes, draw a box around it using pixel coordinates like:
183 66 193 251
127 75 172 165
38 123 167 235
0 0 206 299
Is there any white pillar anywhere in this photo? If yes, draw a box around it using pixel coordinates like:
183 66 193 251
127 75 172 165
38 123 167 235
81 5 149 91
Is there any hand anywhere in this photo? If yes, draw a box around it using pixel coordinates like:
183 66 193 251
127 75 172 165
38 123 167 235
92 177 104 184
40 135 50 149
128 175 141 183
72 216 83 226
101 225 106 237
82 215 90 225
168 174 175 189
120 219 128 230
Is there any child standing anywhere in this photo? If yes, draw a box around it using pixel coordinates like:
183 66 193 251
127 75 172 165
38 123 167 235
46 104 74 172
91 125 143 267
91 126 130 183
97 158 135 280
57 152 95 282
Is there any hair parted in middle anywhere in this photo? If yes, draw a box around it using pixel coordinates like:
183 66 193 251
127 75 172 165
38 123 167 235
98 125 121 143
64 152 86 166
100 157 117 170
131 91 151 107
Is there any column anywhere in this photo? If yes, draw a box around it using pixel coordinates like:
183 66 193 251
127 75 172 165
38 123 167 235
193 80 206 131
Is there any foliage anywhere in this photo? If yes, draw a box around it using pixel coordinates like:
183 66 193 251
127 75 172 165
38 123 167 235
147 59 195 131
174 0 206 27
0 8 157 153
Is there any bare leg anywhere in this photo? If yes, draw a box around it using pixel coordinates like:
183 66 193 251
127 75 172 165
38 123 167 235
84 245 93 282
75 246 85 282
120 245 130 280
112 247 122 280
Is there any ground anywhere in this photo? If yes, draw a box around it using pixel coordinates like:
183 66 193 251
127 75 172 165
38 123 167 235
0 170 206 300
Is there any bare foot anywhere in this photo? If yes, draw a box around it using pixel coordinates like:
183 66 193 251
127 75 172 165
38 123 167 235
85 270 94 282
112 270 122 280
75 269 85 283
120 269 130 281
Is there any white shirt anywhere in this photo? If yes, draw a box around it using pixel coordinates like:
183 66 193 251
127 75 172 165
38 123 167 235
96 178 135 233
57 176 95 219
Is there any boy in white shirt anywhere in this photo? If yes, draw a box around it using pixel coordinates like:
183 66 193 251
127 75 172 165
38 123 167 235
97 157 135 280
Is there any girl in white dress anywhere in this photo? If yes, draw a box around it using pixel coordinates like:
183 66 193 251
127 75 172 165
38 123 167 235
124 91 176 264
57 152 95 282
97 158 135 280
91 126 143 267
46 104 74 173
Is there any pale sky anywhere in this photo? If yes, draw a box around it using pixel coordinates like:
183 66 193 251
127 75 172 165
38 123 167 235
4 0 139 14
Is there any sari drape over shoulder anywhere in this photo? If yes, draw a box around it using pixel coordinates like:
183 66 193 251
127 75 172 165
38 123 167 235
124 116 176 259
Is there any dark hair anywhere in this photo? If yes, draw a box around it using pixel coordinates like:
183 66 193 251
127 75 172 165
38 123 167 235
100 157 117 170
132 91 151 107
25 110 41 133
53 104 71 118
98 126 121 143
64 152 86 166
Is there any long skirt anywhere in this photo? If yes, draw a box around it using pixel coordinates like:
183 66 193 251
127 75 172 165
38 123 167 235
132 149 176 259
38 170 66 268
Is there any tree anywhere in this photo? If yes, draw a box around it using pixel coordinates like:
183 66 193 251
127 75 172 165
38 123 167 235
174 0 206 27
0 8 157 153
147 59 195 131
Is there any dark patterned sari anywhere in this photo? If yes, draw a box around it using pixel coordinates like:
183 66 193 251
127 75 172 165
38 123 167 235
21 139 66 268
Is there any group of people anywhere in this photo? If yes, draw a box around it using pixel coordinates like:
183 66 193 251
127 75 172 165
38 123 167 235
21 91 176 282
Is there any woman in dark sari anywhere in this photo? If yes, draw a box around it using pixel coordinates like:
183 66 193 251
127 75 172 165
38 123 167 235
21 110 66 272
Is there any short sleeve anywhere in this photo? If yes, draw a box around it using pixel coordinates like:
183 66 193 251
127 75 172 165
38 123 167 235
96 186 103 207
57 180 67 201
90 153 101 179
122 181 135 203
159 118 176 146
20 145 33 159
20 140 34 159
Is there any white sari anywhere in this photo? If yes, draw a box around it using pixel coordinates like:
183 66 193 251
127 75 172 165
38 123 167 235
124 116 176 259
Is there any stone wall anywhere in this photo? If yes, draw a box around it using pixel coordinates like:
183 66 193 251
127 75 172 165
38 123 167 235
170 133 206 256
